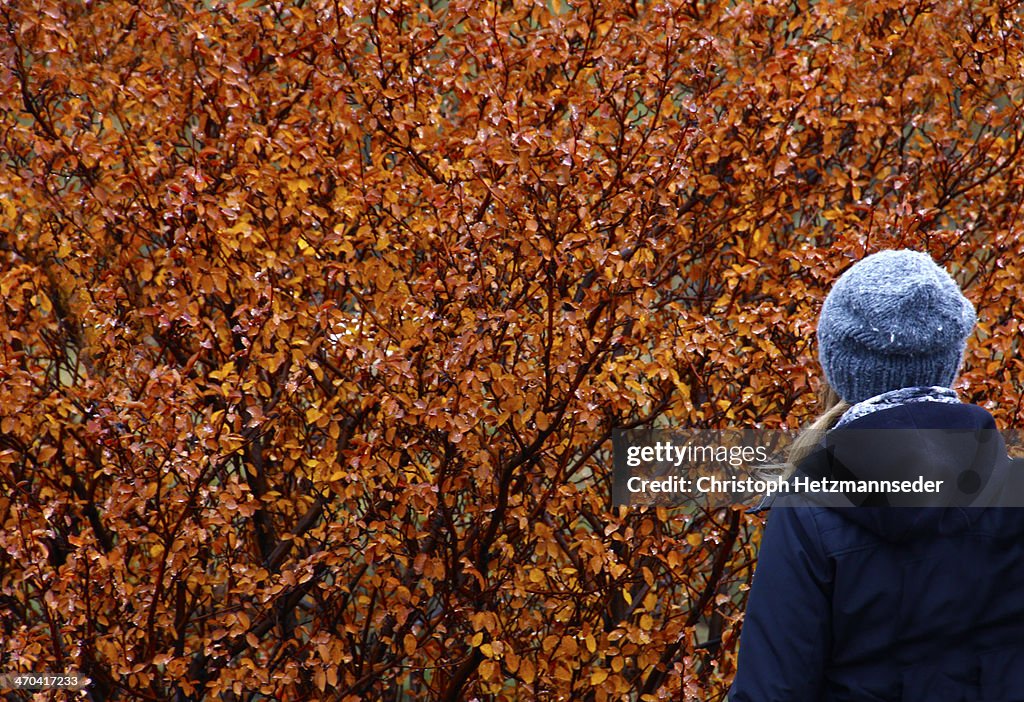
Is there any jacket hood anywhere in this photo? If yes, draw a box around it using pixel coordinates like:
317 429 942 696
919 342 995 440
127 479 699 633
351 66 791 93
789 401 1024 542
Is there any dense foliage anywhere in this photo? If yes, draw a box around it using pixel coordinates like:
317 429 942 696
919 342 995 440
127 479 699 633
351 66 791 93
2 0 1022 698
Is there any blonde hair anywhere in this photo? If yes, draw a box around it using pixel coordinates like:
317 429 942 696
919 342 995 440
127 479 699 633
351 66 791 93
779 382 850 479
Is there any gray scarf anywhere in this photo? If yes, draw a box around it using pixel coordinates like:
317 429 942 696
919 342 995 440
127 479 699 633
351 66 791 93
834 385 961 429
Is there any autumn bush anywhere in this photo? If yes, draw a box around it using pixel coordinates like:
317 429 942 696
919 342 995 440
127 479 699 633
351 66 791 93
1 0 1023 699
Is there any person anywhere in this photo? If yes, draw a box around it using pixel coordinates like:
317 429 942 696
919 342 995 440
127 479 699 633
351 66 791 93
729 249 1024 701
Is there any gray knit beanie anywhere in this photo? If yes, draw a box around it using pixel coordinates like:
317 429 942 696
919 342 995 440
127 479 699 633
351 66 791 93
817 249 976 404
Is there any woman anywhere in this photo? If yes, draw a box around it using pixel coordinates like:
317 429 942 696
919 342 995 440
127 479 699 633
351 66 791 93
730 249 1024 701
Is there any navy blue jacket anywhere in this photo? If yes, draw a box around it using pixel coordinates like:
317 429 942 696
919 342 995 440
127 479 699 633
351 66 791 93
730 402 1024 702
